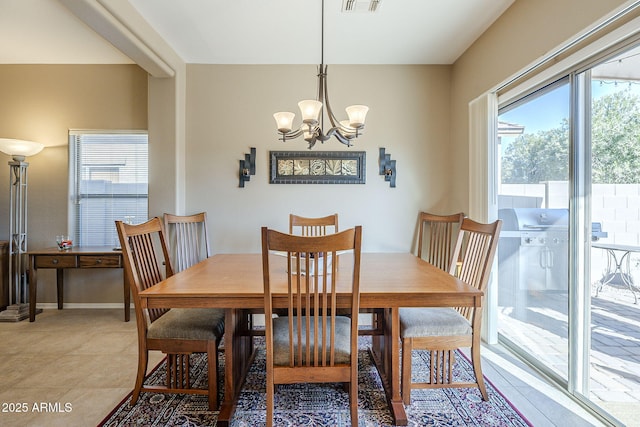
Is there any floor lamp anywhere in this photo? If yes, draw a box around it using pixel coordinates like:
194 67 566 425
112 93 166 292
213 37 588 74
0 138 44 322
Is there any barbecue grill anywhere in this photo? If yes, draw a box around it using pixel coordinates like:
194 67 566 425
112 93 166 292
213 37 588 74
498 208 607 292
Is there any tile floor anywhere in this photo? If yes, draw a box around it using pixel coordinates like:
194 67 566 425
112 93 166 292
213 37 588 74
0 308 607 427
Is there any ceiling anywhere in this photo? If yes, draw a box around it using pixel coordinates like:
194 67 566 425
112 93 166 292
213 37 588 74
0 0 130 64
0 0 516 65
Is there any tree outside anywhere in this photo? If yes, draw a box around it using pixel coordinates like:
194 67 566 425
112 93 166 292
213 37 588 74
501 87 640 184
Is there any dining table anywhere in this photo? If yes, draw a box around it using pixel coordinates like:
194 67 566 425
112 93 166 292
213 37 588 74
592 242 640 303
138 252 483 426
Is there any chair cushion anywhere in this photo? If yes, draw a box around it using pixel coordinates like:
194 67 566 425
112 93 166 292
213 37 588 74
148 308 225 341
272 316 352 366
399 307 472 338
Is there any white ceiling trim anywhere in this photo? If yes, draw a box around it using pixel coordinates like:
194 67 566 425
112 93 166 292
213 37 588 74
59 0 175 77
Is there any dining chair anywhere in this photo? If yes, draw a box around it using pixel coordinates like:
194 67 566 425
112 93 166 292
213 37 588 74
261 225 362 427
289 212 341 274
116 217 225 410
163 212 211 272
400 217 502 404
289 213 339 273
289 213 381 336
289 213 339 236
417 211 465 271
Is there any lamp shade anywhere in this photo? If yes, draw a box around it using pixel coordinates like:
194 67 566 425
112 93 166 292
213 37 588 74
273 112 296 134
0 138 44 160
298 100 322 125
345 105 369 129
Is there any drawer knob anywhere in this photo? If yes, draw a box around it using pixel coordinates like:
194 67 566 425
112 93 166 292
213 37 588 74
52 259 59 265
96 259 102 264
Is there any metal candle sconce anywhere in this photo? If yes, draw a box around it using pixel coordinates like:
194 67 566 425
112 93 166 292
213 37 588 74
379 147 396 188
239 147 256 187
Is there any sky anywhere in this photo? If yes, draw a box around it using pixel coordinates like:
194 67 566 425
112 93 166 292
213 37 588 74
498 78 640 146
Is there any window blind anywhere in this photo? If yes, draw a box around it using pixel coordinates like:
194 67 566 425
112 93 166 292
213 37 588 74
69 131 148 247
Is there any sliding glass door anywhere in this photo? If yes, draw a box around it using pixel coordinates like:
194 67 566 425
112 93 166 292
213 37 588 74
584 48 640 425
496 79 571 382
494 43 640 426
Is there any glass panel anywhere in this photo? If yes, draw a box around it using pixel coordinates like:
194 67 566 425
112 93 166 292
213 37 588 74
497 80 570 381
69 132 148 247
587 46 640 425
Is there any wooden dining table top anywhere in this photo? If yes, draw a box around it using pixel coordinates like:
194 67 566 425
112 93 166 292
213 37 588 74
137 252 482 427
139 252 482 309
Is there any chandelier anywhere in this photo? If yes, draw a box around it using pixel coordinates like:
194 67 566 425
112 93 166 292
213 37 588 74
273 0 369 149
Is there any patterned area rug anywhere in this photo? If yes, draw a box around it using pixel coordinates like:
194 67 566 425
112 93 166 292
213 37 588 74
100 337 531 427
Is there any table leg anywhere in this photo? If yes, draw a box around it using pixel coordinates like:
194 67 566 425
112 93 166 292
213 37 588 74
388 307 408 425
56 269 64 310
217 308 254 427
28 256 37 322
369 307 408 426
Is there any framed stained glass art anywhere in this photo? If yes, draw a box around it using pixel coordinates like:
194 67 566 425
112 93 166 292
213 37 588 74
269 151 366 184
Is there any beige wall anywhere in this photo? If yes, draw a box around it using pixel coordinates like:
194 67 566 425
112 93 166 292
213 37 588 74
0 64 147 304
450 0 632 213
184 64 452 253
1 0 635 305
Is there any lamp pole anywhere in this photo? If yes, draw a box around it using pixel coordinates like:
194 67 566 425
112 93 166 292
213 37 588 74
0 138 44 322
0 158 35 321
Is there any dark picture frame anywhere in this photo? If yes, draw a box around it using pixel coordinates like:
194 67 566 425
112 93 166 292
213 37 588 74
269 151 366 184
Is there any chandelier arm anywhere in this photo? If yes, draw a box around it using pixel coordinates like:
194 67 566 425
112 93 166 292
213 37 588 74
280 127 305 141
316 127 331 143
307 138 317 149
325 127 353 147
322 65 341 129
317 65 325 130
322 67 361 138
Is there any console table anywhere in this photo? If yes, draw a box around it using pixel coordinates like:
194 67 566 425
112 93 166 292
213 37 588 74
28 247 129 322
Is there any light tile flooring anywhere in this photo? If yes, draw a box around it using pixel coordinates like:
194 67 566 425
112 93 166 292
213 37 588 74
0 309 606 427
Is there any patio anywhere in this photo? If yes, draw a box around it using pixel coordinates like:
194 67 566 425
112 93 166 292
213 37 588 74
498 281 640 426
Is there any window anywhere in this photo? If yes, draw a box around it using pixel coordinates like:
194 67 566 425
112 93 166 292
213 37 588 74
69 131 148 247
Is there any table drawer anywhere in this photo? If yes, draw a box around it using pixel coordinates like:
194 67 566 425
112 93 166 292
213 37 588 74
35 255 77 268
79 255 121 268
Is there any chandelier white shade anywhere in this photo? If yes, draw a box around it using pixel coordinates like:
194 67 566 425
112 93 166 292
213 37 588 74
273 0 369 149
0 138 44 161
345 105 369 128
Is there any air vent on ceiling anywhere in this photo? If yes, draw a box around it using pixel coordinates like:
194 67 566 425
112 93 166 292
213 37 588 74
342 0 381 13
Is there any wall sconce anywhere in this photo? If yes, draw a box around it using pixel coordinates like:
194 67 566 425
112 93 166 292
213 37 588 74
239 147 256 188
379 147 396 188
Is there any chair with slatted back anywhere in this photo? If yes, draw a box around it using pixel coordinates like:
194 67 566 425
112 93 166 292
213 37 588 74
116 217 225 410
261 225 362 427
289 213 379 336
163 212 211 272
289 213 340 271
400 217 501 404
289 213 339 236
417 212 465 271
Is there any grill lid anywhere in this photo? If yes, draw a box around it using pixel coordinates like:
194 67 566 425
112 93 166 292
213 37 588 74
498 208 608 240
498 208 568 231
